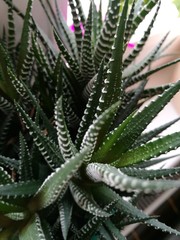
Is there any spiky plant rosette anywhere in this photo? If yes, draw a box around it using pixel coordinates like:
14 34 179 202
0 0 180 239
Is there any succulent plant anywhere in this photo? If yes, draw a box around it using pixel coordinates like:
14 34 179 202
0 0 180 239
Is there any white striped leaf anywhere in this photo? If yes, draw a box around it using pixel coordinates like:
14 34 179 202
55 97 76 161
87 163 180 193
69 181 109 217
19 214 46 240
32 148 89 210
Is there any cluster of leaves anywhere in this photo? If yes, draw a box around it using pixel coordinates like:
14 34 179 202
0 0 180 239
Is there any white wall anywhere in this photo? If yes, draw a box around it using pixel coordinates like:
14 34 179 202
0 0 67 42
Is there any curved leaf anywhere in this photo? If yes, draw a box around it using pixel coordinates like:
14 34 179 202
31 148 89 210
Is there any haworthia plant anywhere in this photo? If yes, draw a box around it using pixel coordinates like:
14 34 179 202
0 0 180 239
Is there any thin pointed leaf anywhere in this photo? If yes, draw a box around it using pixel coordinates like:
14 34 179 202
76 61 105 148
73 200 116 240
0 166 12 184
59 191 73 240
19 214 46 240
17 0 33 76
81 101 120 160
132 0 158 32
94 0 121 66
87 163 180 193
0 42 17 99
53 54 63 101
69 181 109 217
20 46 34 82
68 0 83 57
121 166 180 180
126 58 180 87
124 0 136 43
7 0 15 55
134 154 179 168
95 81 180 163
15 102 63 170
19 133 34 181
32 36 52 80
54 30 83 83
123 1 161 68
8 69 54 135
0 110 14 152
93 185 180 236
0 155 19 170
113 132 180 167
0 96 13 114
0 200 24 214
54 0 77 59
96 0 129 115
104 220 126 240
81 2 95 82
123 31 169 78
31 148 89 210
74 0 86 26
133 117 180 148
0 180 41 199
55 97 76 161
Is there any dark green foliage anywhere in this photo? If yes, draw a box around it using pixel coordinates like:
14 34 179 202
0 0 180 239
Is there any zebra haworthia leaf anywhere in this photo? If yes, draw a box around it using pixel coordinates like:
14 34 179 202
31 148 90 210
86 163 180 193
69 181 110 217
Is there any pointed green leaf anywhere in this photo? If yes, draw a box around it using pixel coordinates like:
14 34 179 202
69 181 109 217
123 0 160 68
126 58 180 87
81 101 120 160
0 155 19 170
76 60 105 148
132 0 158 31
74 200 116 240
59 191 73 240
31 148 89 210
93 185 180 236
0 180 41 199
121 166 180 180
0 110 15 152
93 112 134 163
7 0 15 55
17 0 33 76
0 42 17 99
19 133 34 181
19 214 46 240
96 0 129 116
104 220 126 240
132 117 180 148
0 166 12 184
113 131 180 167
15 102 62 170
87 163 180 193
145 218 180 236
55 97 76 161
80 1 95 82
94 0 121 66
54 30 83 83
96 81 180 163
0 201 24 214
68 0 83 57
9 69 54 135
54 0 77 59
